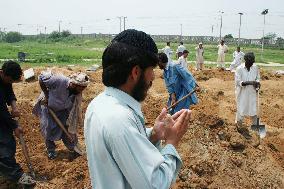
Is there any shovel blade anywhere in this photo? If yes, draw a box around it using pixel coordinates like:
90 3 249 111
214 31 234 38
251 124 258 131
251 124 266 138
74 144 85 155
258 125 266 139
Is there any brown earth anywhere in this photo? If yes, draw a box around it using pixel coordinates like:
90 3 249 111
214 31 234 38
1 66 283 189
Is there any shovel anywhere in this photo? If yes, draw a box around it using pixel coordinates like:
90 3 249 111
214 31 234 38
47 108 85 155
19 134 36 179
166 88 197 113
251 89 266 138
15 119 48 182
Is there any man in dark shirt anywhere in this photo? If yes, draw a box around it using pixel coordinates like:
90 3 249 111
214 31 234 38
0 60 35 186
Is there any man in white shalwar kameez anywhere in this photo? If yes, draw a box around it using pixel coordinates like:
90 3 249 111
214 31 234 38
195 42 204 71
217 40 228 69
163 42 173 63
177 50 189 71
235 52 260 137
176 42 186 58
230 47 245 72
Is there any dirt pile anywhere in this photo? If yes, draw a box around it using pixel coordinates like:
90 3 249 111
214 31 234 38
0 67 283 188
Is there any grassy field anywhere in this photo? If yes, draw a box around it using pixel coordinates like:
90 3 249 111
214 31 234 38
156 42 284 64
0 38 284 67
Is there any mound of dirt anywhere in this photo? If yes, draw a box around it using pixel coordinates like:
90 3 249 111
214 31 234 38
1 66 283 189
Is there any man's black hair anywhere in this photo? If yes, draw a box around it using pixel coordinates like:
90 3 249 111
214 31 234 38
183 50 189 54
102 29 158 87
158 53 168 64
166 41 170 46
1 60 22 81
180 41 183 45
244 52 255 63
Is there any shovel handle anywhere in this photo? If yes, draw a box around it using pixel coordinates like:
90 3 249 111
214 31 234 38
166 89 197 112
19 134 35 176
48 108 73 140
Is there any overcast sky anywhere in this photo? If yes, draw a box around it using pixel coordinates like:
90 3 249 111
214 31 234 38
1 0 284 38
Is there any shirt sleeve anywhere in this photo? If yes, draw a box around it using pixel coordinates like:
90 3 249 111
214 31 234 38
235 68 243 87
109 121 182 189
255 66 260 82
39 72 62 89
175 65 197 91
5 84 17 105
163 70 175 94
0 91 18 130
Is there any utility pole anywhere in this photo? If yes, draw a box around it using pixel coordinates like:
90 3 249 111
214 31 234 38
36 25 39 35
81 27 83 38
261 9 268 61
219 11 224 40
117 16 122 33
44 26 47 43
238 12 243 46
106 18 111 41
180 24 183 41
211 25 214 34
17 24 22 33
58 20 62 33
123 16 127 31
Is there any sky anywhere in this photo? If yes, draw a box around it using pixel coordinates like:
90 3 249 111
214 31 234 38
1 0 284 39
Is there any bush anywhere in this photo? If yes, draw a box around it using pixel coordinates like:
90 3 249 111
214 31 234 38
224 34 233 39
61 30 71 38
56 55 72 62
4 32 23 43
49 31 61 40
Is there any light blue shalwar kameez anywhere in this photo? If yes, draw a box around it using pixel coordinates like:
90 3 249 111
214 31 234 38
163 62 198 114
84 87 182 189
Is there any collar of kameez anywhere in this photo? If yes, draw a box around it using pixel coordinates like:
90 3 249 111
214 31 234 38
104 87 144 119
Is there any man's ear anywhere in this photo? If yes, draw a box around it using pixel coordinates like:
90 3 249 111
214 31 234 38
130 65 142 82
68 82 74 89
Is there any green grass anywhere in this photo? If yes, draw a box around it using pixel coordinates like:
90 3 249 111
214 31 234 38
0 38 283 68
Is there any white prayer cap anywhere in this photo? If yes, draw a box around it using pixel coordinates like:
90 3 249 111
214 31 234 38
69 72 90 87
199 42 203 45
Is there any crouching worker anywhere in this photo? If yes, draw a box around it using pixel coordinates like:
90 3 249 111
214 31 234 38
158 52 198 115
33 71 89 160
0 61 36 186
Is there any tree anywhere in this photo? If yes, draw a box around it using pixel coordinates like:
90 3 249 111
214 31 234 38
276 37 284 48
49 31 61 40
261 33 277 45
4 32 23 43
263 32 277 40
224 34 233 39
61 30 71 38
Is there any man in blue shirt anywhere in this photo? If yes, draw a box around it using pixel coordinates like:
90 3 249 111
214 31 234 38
158 52 198 114
84 29 192 189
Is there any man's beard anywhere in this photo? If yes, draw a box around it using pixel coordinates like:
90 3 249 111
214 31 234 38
132 73 152 102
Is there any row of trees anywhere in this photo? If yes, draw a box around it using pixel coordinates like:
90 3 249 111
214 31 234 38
223 33 284 44
0 30 72 43
0 30 283 48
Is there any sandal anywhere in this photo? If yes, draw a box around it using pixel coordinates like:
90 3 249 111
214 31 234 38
18 173 36 186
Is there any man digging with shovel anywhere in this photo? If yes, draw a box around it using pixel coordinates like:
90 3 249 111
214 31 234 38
33 71 89 160
0 61 36 187
235 52 261 139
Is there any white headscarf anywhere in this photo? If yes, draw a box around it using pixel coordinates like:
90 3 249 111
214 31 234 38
69 72 90 87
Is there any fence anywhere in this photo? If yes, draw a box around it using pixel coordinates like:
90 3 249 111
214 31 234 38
22 33 284 48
